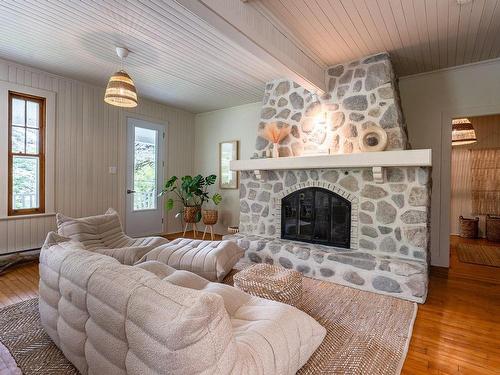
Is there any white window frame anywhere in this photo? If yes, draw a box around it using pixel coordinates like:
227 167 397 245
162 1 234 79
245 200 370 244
0 81 55 218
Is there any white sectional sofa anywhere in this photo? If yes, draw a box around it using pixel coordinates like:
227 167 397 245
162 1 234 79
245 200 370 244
39 232 326 375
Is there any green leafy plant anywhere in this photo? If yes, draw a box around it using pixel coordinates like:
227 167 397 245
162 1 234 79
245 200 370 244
160 174 222 221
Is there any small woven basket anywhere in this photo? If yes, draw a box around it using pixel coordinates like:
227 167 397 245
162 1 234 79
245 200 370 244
459 215 479 239
227 226 239 234
202 209 218 225
234 264 302 307
486 215 500 242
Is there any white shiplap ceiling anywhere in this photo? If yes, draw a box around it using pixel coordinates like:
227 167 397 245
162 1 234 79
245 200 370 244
252 0 500 76
0 0 282 113
0 0 499 113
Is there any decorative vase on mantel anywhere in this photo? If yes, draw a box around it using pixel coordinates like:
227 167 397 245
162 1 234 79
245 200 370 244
272 143 280 158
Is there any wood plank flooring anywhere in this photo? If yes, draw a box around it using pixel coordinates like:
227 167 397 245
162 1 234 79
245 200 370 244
0 233 498 374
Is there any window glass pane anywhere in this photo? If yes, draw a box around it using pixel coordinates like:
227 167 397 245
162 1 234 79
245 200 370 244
12 156 39 210
26 101 39 128
133 127 157 211
26 128 39 154
12 98 25 126
11 126 25 153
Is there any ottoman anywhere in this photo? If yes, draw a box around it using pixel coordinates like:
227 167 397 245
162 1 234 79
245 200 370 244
137 238 244 282
234 264 303 307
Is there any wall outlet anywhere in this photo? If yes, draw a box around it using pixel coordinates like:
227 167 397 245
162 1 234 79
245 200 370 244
108 166 117 174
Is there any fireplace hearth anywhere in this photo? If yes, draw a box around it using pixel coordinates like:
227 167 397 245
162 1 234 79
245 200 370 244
281 187 351 248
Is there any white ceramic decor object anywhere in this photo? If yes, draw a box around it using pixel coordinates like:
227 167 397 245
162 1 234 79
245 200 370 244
359 126 388 152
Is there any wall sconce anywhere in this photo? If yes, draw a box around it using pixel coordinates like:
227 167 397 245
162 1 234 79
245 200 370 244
311 92 328 126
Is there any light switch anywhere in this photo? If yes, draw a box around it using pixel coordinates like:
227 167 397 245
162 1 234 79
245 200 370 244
109 166 117 174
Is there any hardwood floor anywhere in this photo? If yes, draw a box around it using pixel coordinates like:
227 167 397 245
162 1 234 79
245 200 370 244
0 234 498 374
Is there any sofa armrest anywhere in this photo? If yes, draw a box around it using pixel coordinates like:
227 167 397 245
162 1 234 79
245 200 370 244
93 246 151 265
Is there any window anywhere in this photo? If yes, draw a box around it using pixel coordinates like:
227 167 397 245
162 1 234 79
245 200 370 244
8 92 45 215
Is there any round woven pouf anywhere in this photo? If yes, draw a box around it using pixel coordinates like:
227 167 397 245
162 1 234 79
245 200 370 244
233 264 303 307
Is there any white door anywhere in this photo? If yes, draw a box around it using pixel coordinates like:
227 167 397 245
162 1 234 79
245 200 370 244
125 118 165 237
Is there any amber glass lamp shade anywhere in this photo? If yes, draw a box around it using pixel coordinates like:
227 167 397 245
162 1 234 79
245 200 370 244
104 70 138 108
452 118 477 146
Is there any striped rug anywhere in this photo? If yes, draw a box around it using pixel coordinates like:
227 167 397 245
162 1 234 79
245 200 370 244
457 243 500 267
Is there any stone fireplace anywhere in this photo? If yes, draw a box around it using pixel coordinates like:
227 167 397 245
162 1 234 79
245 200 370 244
223 52 432 303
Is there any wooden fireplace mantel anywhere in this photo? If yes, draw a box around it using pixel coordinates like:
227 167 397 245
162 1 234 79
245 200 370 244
230 149 432 183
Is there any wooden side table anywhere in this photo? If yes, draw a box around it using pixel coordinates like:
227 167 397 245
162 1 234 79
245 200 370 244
233 263 303 307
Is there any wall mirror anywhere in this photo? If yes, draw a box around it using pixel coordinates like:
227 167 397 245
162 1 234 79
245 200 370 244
219 140 239 189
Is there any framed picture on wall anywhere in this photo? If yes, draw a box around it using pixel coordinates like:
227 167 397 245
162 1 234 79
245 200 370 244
219 140 239 189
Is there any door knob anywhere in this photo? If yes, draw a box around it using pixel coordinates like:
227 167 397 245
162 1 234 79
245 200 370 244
127 189 136 194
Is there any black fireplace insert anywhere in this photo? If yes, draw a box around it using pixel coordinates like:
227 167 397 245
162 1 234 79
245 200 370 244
281 187 351 248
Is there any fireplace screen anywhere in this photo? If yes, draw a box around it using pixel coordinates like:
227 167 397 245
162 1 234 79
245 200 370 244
281 187 351 248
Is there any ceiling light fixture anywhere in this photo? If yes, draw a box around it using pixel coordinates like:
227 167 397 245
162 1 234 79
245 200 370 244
452 118 477 146
104 47 138 108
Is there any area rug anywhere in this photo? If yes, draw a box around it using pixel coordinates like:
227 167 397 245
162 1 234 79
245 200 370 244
0 298 78 375
457 243 500 267
0 274 417 375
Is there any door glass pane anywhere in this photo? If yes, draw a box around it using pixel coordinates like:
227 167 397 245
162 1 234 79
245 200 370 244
26 101 39 128
12 98 25 126
12 156 39 210
26 128 39 154
133 126 157 211
11 126 25 153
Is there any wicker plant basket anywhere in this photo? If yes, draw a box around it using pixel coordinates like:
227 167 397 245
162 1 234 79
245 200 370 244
459 215 479 239
234 264 303 307
183 206 200 224
202 209 218 225
486 215 500 242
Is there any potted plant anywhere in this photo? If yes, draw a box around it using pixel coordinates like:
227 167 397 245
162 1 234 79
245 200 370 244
161 174 222 225
198 175 223 226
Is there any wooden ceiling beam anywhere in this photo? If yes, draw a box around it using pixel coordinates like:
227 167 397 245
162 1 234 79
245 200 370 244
176 0 327 93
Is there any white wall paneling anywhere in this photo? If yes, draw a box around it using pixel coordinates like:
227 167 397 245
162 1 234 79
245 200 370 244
0 58 195 254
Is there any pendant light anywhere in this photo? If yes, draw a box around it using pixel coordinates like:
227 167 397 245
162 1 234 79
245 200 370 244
452 118 477 146
104 47 138 108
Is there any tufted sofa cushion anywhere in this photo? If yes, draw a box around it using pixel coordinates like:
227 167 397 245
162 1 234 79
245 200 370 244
56 208 168 265
40 233 326 375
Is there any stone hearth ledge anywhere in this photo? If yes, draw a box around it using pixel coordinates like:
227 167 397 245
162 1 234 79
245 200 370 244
223 233 428 303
